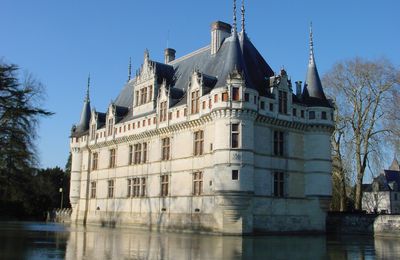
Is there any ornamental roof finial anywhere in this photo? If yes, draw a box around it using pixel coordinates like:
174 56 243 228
232 0 237 34
86 73 90 102
128 57 132 82
309 22 315 65
241 0 245 32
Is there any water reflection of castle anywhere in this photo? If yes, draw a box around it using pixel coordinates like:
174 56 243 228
64 225 327 260
64 225 400 259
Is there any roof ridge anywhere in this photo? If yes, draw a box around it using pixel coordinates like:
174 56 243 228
169 45 210 65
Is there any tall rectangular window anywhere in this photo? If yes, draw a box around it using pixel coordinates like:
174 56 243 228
90 181 96 199
135 91 139 106
191 90 200 114
232 87 240 101
134 143 142 164
129 145 133 165
193 172 203 196
127 179 132 197
148 86 153 102
108 118 114 136
273 131 284 156
140 88 147 105
194 130 204 156
142 142 147 163
141 177 146 197
273 172 285 197
91 124 96 140
133 178 140 197
92 152 98 170
108 180 114 198
278 91 288 114
162 137 170 161
160 101 167 122
231 123 239 148
161 175 169 197
109 149 116 168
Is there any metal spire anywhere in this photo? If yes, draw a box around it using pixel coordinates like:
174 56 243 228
241 0 245 32
232 0 237 34
128 57 132 82
309 22 315 65
85 73 90 102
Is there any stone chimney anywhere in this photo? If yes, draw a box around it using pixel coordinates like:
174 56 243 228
164 48 176 63
295 81 302 97
211 21 232 55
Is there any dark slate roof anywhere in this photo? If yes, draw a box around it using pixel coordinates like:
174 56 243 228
302 29 331 108
384 170 400 189
114 81 134 108
114 31 275 109
96 112 106 129
71 97 91 136
364 168 400 192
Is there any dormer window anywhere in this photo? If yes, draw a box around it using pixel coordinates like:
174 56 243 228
244 93 249 102
148 86 153 102
309 111 316 120
232 87 240 101
135 91 139 106
321 111 327 120
91 123 96 140
191 90 200 114
222 92 228 102
108 118 114 136
278 91 287 114
160 101 167 122
140 87 148 104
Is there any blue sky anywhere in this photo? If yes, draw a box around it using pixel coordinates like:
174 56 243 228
1 0 399 169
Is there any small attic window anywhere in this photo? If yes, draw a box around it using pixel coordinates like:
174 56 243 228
309 111 316 120
260 101 265 110
222 92 228 102
244 93 250 102
321 111 327 120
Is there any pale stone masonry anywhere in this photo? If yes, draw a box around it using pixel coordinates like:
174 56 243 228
70 4 334 234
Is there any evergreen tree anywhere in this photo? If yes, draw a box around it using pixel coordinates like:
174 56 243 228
0 62 53 217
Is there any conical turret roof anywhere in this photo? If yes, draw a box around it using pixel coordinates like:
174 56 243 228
303 24 330 107
74 77 91 134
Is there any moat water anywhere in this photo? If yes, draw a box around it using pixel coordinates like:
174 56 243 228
1 222 400 260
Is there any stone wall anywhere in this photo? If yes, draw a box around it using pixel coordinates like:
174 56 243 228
374 215 400 237
327 212 400 236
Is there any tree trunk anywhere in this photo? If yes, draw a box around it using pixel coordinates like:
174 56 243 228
339 173 347 211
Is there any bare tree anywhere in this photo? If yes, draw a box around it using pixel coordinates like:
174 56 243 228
323 58 400 210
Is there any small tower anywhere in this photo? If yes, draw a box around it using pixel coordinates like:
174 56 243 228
69 75 92 222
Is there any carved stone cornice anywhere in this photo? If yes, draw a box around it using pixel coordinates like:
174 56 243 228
88 114 213 149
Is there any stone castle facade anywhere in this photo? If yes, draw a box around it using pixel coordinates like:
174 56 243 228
70 2 334 234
